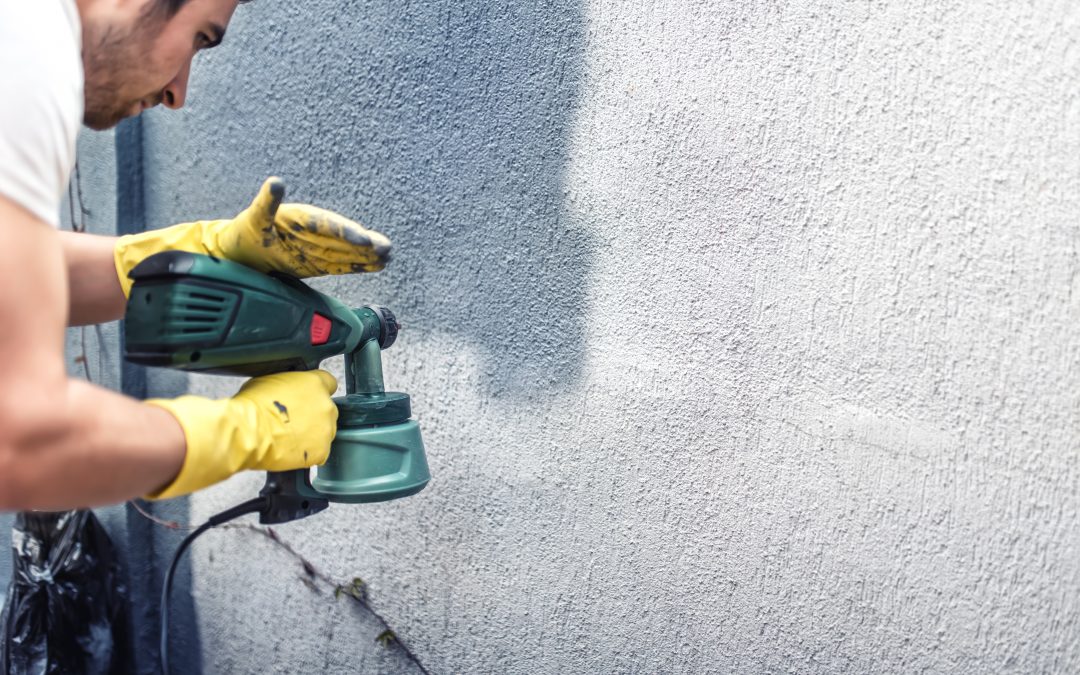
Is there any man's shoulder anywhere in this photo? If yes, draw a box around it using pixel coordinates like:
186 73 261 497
0 1 82 79
0 0 83 228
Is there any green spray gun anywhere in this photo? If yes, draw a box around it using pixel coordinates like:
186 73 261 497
122 250 431 524
123 250 432 674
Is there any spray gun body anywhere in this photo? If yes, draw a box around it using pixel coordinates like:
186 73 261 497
123 251 430 523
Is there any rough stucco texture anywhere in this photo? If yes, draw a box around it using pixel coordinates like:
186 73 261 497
137 0 1079 672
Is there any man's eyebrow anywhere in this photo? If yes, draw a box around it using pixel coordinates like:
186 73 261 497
205 22 226 48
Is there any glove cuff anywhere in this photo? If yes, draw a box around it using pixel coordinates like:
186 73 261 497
143 395 247 500
112 220 224 298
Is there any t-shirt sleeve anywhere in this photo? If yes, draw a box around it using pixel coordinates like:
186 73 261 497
0 3 83 228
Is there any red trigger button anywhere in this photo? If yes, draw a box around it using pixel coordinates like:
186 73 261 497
310 313 332 345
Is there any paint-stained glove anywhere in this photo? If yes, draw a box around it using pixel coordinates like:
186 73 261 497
143 370 339 500
113 177 391 297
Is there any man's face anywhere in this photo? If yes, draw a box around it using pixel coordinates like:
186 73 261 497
81 0 240 130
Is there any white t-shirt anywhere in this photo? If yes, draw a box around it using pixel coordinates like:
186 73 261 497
0 0 83 228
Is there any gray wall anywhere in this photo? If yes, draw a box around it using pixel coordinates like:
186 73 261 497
138 0 1080 672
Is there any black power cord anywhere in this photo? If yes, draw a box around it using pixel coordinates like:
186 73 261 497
159 497 267 675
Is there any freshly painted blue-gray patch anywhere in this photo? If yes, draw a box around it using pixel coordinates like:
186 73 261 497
140 0 589 670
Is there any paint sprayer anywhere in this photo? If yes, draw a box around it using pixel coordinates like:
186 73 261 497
122 250 430 673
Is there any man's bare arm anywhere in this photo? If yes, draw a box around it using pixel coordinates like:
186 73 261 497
0 195 185 509
58 230 124 325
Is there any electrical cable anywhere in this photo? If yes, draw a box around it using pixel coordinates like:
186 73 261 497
159 497 267 675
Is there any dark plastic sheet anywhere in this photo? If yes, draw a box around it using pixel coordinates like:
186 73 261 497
0 510 129 674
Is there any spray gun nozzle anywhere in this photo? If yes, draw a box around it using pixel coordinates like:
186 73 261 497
366 305 400 349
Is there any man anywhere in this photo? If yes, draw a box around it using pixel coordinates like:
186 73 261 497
0 0 390 508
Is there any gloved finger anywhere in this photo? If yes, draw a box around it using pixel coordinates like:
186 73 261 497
242 177 286 229
280 204 392 255
236 369 337 396
275 204 392 272
313 369 338 394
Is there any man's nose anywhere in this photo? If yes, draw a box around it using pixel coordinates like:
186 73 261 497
161 60 192 109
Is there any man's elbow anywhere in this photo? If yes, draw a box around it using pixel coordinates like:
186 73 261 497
0 395 61 510
0 441 30 510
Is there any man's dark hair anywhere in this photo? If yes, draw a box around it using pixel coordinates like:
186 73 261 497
158 0 188 16
158 0 252 18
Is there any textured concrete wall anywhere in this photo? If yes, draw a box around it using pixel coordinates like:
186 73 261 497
137 0 1080 672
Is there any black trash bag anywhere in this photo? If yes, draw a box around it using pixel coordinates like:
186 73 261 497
0 510 129 674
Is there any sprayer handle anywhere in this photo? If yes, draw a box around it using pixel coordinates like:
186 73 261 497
258 471 329 524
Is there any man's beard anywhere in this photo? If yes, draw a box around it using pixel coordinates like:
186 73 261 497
81 12 163 130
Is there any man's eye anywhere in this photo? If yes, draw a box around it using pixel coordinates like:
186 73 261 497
196 33 211 49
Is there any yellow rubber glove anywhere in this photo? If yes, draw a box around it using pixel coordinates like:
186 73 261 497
113 177 391 297
144 370 339 500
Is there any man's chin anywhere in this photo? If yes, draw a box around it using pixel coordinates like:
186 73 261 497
82 107 137 131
